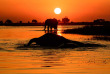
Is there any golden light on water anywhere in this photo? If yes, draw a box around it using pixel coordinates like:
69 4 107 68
0 26 110 74
57 26 62 36
57 31 62 36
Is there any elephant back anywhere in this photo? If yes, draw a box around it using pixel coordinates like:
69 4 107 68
45 19 58 28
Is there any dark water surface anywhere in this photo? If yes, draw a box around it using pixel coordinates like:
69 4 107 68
0 26 110 74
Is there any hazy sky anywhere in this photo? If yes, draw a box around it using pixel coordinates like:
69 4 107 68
0 0 110 23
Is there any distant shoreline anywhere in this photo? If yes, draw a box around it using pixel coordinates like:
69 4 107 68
0 22 110 26
0 23 44 26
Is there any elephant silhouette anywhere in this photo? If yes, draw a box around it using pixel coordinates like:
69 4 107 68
44 18 58 31
26 33 104 48
27 33 83 47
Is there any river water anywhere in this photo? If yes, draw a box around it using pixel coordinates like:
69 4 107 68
0 25 110 74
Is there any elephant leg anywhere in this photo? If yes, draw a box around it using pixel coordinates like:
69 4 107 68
54 25 57 31
50 26 52 31
47 25 49 31
44 25 46 30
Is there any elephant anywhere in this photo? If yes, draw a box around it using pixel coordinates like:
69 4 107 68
27 33 103 48
44 18 58 31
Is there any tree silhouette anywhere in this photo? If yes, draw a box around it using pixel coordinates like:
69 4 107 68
57 19 61 23
32 19 37 23
19 21 22 23
0 21 3 25
28 21 30 23
5 19 13 24
94 19 105 23
62 17 70 24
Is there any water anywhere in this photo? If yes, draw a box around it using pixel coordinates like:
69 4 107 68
0 25 110 74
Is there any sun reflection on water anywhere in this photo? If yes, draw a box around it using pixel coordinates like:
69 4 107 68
57 31 62 36
57 26 63 36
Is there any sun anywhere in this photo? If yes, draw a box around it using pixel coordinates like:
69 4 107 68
54 8 61 14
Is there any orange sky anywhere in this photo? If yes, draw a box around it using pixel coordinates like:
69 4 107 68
0 0 110 23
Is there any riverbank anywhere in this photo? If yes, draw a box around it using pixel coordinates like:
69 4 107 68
63 25 110 36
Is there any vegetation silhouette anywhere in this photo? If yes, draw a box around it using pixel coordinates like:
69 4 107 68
62 17 70 24
32 19 37 23
0 18 110 26
26 33 103 48
5 19 13 24
44 18 58 31
19 21 22 23
27 21 30 23
94 19 106 23
0 21 3 25
63 25 110 36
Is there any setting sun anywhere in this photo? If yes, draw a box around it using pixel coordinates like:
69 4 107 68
54 8 61 14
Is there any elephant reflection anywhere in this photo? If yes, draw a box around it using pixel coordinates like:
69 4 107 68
44 18 58 31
